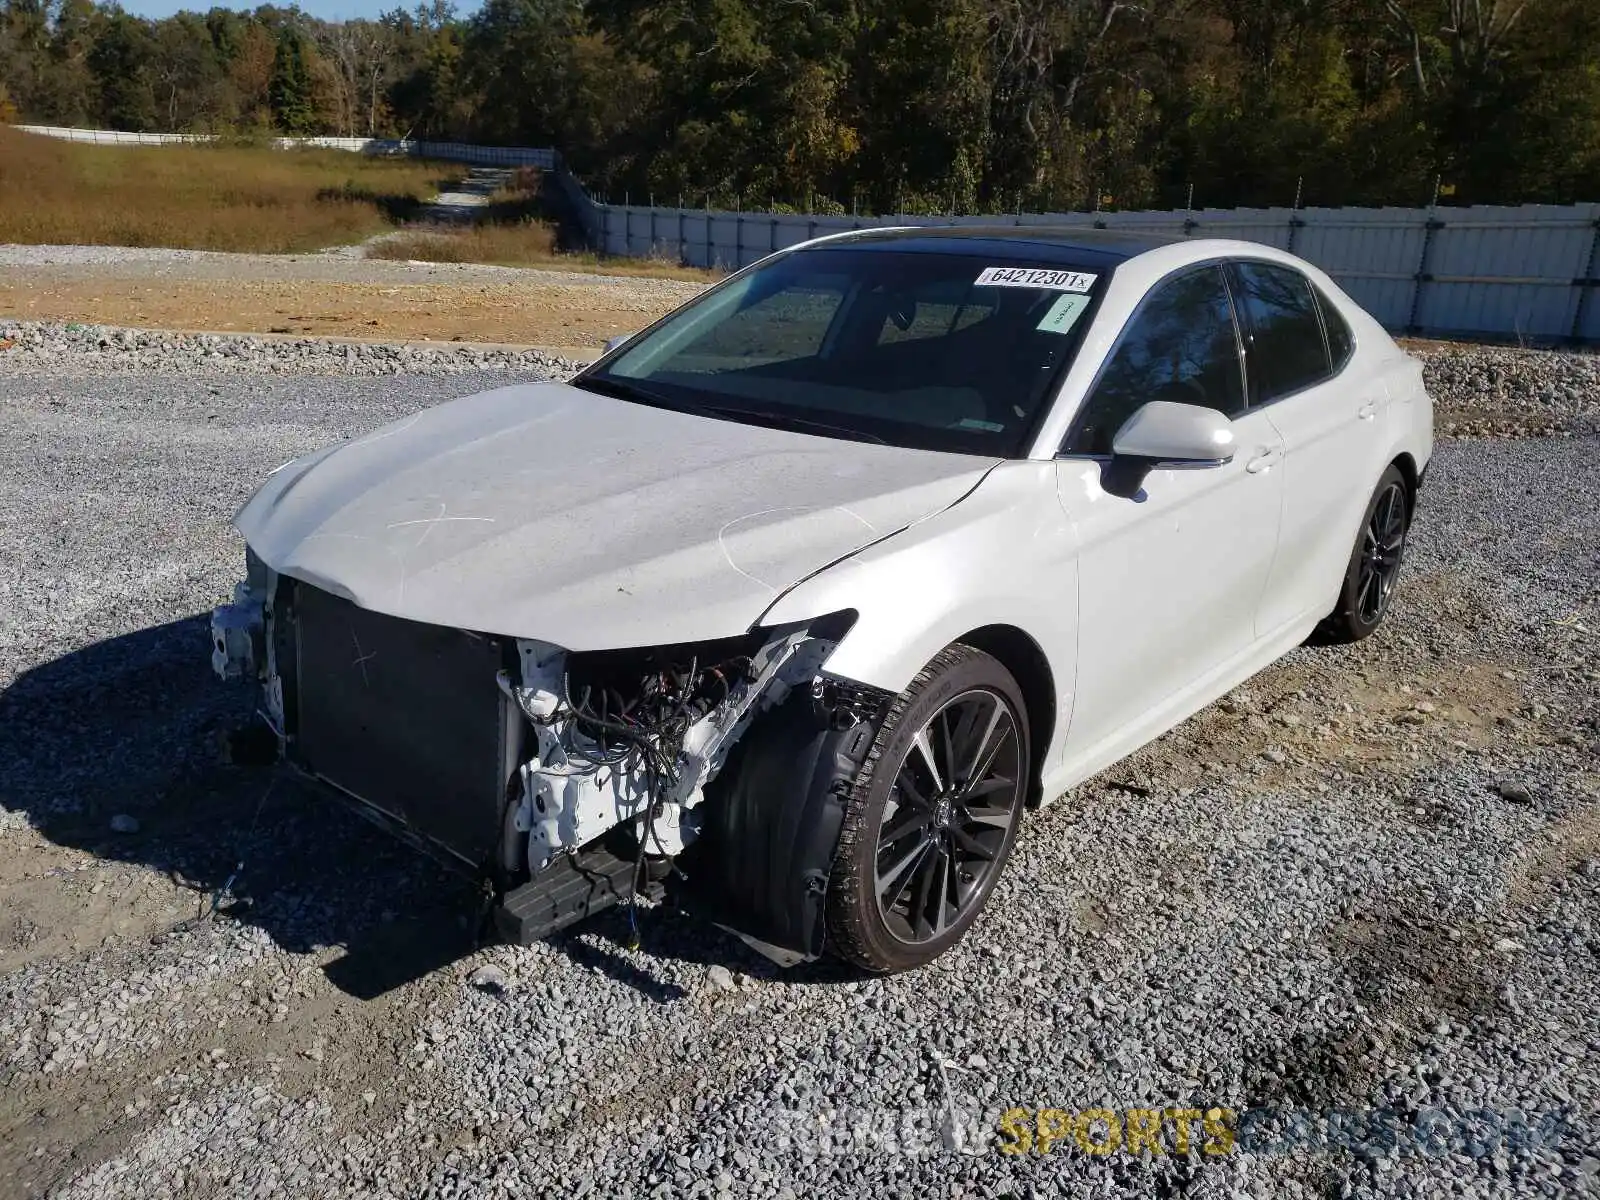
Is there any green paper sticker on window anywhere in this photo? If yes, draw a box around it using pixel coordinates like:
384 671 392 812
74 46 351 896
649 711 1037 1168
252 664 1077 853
1037 292 1090 335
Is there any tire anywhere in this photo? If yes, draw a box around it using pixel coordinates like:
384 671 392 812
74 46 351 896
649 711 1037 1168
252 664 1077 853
826 644 1030 972
1318 465 1411 644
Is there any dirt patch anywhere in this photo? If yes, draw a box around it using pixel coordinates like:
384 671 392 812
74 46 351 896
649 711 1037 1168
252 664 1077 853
1238 899 1509 1115
0 838 202 976
0 942 450 1200
1507 801 1600 906
1105 652 1525 804
1148 570 1527 787
0 275 688 354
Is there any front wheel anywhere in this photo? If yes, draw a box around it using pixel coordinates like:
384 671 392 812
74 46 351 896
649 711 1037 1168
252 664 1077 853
1319 465 1411 643
826 644 1030 972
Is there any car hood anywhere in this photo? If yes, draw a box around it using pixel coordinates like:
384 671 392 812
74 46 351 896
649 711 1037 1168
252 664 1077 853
236 381 999 648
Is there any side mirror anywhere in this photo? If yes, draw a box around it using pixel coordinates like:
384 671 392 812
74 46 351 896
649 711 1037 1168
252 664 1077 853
603 333 634 354
1111 401 1235 468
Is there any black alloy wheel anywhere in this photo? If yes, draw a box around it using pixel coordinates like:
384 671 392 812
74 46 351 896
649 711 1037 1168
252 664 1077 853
873 688 1023 944
828 644 1030 972
1320 463 1412 643
1357 480 1408 624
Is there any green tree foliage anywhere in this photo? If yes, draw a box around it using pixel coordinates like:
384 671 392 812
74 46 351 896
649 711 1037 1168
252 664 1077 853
268 26 315 134
0 0 1596 207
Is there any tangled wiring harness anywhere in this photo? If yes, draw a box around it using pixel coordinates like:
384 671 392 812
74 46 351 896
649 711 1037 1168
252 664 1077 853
522 652 754 944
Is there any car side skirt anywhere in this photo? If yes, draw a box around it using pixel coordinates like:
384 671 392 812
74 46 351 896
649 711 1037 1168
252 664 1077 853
1037 613 1320 806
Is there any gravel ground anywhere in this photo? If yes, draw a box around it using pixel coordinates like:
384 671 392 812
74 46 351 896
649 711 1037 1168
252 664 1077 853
0 321 585 377
0 340 1596 1199
1416 342 1600 438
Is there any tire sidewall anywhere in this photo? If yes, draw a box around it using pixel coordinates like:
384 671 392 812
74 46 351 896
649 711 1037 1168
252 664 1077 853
832 649 1030 971
1338 465 1410 640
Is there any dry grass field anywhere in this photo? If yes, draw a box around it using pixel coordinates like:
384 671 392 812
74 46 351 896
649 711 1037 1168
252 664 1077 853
368 224 721 280
368 167 721 281
0 126 453 252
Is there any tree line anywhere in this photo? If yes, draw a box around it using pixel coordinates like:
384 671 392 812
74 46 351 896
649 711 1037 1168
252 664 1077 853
3 0 1598 213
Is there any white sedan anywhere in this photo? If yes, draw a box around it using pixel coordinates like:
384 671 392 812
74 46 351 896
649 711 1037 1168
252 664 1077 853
212 228 1432 972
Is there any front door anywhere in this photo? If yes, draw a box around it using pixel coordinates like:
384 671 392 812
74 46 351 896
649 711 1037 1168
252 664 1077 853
1054 264 1286 769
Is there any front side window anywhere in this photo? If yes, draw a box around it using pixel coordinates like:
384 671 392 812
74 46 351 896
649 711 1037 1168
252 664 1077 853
1230 260 1333 402
581 247 1108 456
1062 265 1244 456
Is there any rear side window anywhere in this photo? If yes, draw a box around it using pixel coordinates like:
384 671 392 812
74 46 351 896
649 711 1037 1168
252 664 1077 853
1230 261 1332 402
1063 265 1245 455
1317 287 1354 368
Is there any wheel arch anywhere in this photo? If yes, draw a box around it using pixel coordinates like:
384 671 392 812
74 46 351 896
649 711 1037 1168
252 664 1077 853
1390 451 1419 514
948 624 1056 808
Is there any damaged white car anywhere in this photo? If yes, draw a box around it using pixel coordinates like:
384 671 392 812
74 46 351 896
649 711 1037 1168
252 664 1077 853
212 228 1433 971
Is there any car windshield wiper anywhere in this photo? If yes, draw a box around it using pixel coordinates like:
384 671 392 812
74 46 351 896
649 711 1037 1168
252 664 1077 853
572 374 684 412
697 406 889 445
577 376 889 445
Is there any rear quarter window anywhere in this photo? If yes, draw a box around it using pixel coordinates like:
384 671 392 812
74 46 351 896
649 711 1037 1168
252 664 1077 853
1316 286 1354 370
1230 260 1333 402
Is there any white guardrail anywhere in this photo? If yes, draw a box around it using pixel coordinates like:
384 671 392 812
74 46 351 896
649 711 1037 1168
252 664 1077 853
13 124 556 167
14 124 1600 342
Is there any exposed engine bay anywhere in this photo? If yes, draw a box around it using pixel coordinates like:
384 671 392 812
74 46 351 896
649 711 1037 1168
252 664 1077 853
211 552 881 960
508 626 832 871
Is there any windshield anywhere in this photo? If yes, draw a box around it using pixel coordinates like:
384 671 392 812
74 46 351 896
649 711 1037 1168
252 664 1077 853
578 246 1109 456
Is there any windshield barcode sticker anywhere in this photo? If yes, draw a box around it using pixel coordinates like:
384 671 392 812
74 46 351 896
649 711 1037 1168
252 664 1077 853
975 267 1098 292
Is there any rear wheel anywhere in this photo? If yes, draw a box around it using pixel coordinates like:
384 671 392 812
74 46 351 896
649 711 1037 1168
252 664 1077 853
826 644 1029 972
1319 465 1410 643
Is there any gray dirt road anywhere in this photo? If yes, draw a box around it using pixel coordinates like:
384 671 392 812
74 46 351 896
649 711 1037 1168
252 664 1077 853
0 352 1596 1199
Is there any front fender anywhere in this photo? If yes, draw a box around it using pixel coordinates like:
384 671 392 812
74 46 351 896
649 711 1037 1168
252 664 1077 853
758 461 1078 763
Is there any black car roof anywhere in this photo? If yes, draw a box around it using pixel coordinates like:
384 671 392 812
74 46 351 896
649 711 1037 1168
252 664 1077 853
811 224 1184 269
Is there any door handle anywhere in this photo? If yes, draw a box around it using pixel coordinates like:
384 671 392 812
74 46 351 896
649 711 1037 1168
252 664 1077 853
1357 400 1378 421
1246 447 1281 474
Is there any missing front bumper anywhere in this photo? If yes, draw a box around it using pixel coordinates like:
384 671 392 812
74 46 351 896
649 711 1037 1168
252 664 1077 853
282 581 522 876
211 565 872 958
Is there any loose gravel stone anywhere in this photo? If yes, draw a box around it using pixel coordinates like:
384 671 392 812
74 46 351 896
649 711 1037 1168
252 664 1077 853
0 319 583 379
469 965 508 993
1415 341 1600 437
1 343 1595 1200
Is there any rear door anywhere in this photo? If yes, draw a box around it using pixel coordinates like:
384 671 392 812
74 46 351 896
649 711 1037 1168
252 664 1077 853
1229 260 1388 634
1058 264 1286 766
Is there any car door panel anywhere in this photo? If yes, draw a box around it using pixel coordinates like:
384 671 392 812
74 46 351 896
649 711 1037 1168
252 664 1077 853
1057 408 1285 762
1229 260 1388 633
1050 262 1287 767
1257 371 1388 631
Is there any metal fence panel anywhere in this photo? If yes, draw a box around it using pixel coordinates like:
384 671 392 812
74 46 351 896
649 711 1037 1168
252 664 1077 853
1417 205 1594 340
1292 209 1429 329
581 196 1600 342
1578 205 1600 342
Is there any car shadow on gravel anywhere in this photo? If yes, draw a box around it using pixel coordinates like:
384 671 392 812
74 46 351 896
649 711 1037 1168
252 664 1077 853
556 903 870 1001
2 614 855 1003
1 614 483 999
